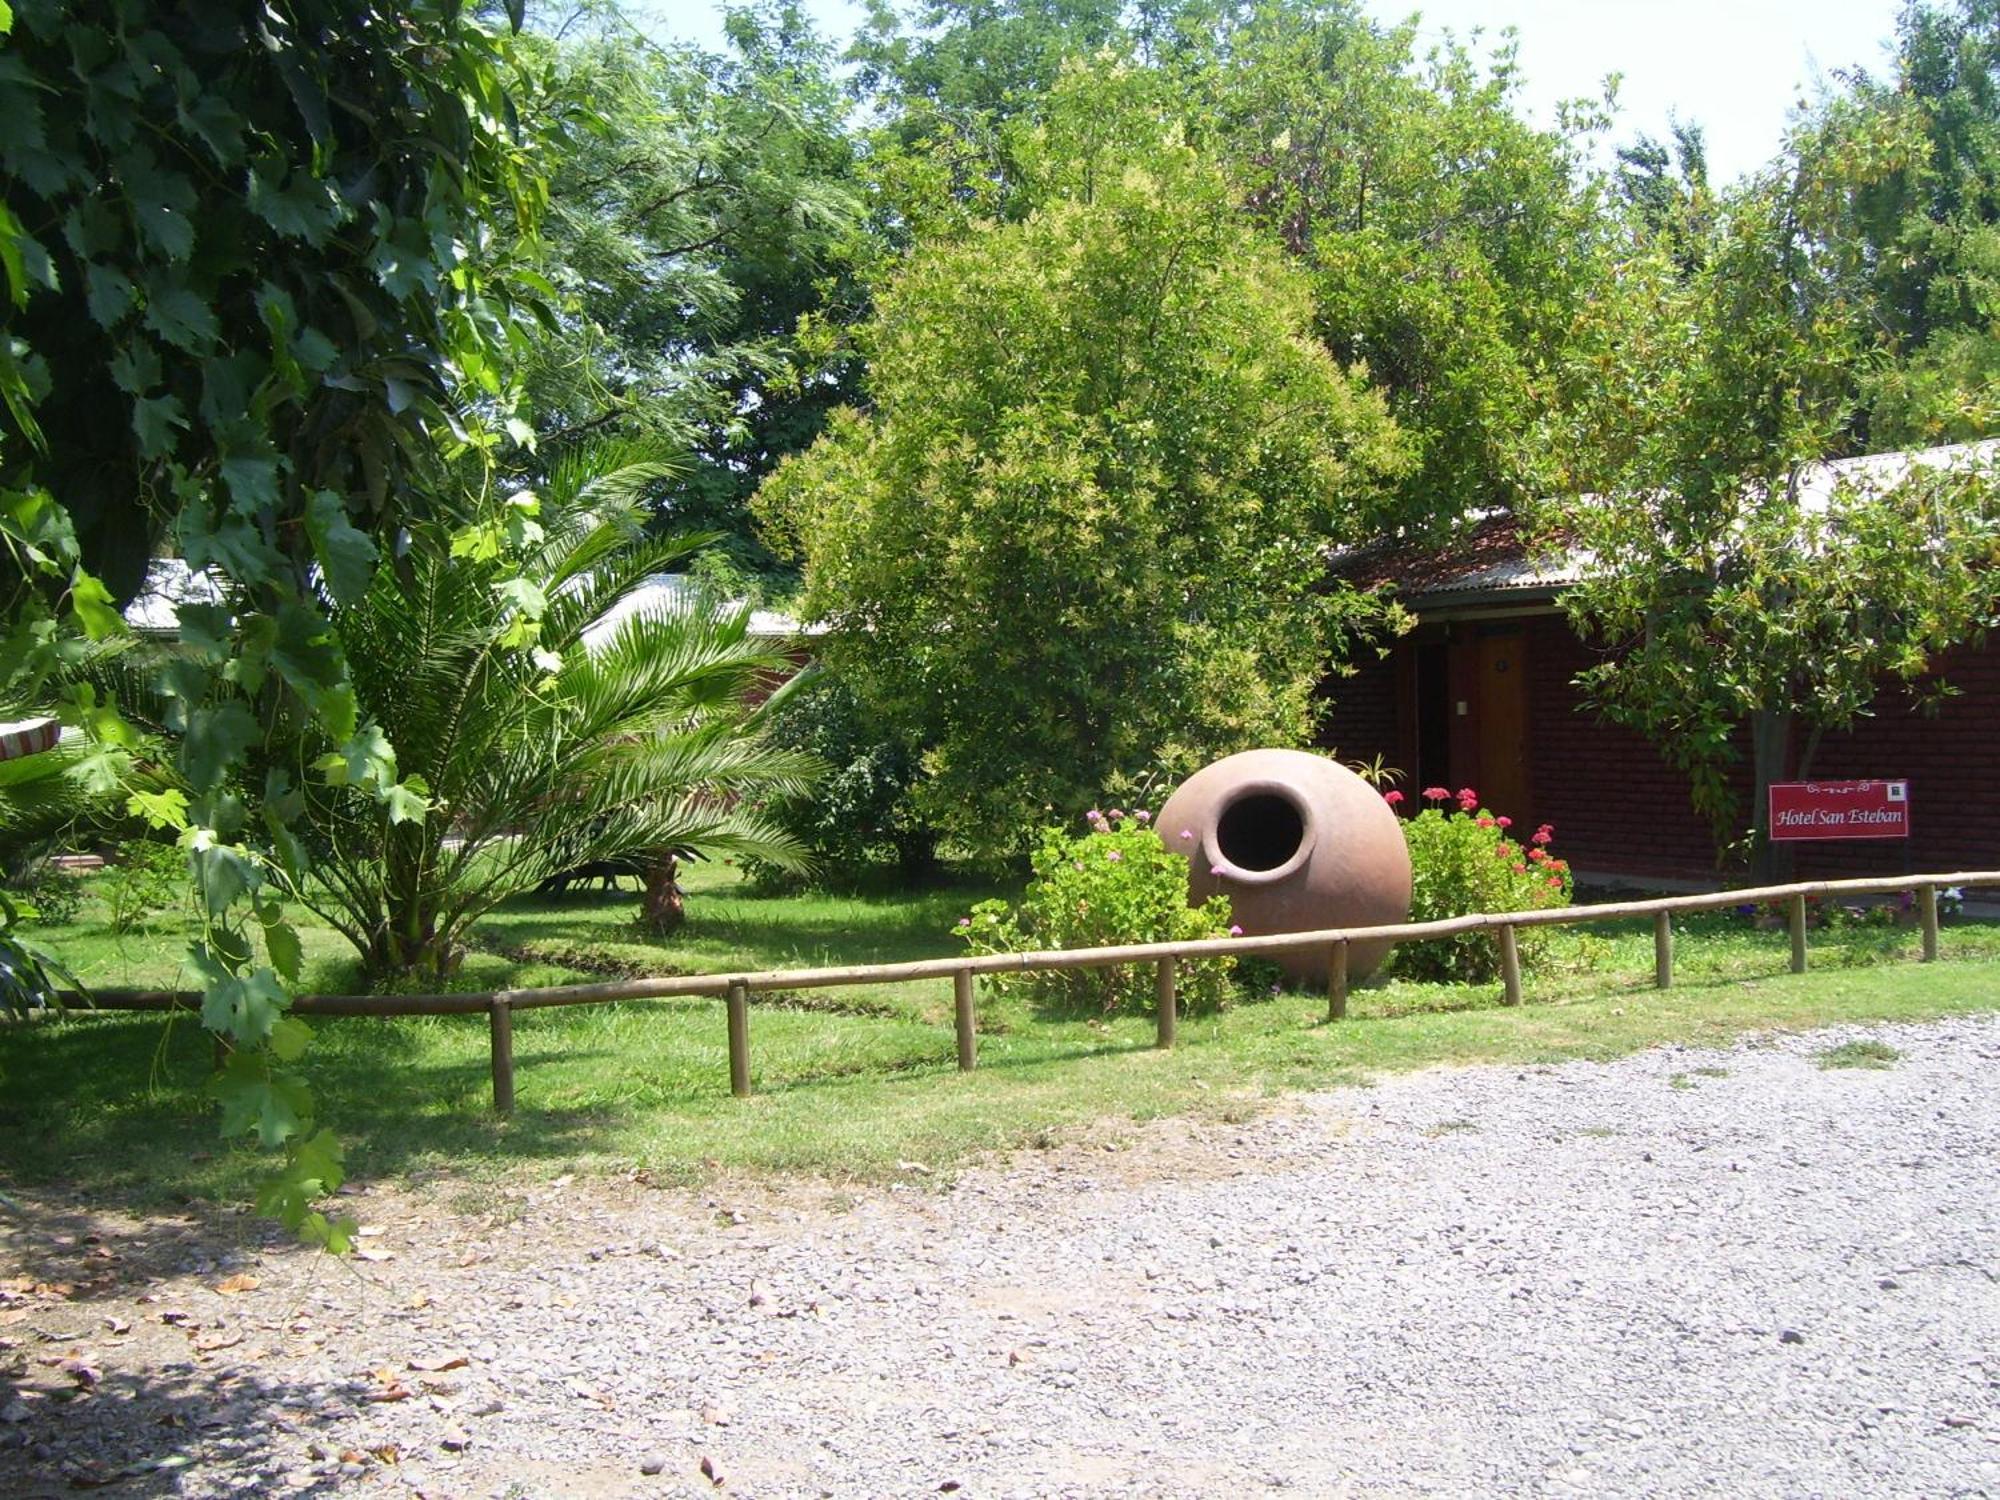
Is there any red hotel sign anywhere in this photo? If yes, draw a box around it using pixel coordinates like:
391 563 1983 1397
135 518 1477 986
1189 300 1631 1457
1768 780 1910 841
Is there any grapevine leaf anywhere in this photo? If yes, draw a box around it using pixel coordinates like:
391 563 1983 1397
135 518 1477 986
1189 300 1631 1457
304 491 377 604
140 279 218 350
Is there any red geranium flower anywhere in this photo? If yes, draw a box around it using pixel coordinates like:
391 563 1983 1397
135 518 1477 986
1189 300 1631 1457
1422 786 1450 801
1511 862 1527 874
1531 829 1553 846
1496 815 1512 828
1475 816 1494 828
1383 790 1406 805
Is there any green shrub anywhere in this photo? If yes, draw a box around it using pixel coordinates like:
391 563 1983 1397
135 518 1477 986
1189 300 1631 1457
956 808 1236 1016
1391 785 1572 983
6 863 85 926
104 840 188 935
753 674 933 888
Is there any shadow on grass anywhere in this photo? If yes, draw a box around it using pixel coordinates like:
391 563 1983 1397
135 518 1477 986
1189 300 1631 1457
0 1011 609 1205
481 881 1011 971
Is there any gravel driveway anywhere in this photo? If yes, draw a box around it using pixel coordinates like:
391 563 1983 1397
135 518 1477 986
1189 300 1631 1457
3 1014 1997 1499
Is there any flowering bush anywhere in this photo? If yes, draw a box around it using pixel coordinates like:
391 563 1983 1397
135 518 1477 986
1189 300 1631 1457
1389 785 1573 983
955 808 1237 1016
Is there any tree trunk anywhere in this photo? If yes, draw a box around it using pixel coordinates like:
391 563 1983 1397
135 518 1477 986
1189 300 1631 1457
640 850 684 934
895 831 940 887
1749 707 1795 885
361 915 462 992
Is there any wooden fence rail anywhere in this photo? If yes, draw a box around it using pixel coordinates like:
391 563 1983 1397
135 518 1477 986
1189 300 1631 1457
64 870 1999 1113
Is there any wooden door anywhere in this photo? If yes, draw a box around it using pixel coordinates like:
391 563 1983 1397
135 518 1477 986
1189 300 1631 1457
1474 630 1530 824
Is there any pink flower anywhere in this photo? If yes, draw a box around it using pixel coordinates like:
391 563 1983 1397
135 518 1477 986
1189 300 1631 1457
1547 876 1563 889
1106 849 1123 862
1422 786 1449 801
958 917 971 927
1532 830 1552 846
1475 816 1494 828
1512 862 1526 874
1109 808 1124 820
1228 924 1243 936
1457 787 1478 804
1179 828 1195 841
1210 864 1224 876
1134 810 1150 822
1088 809 1102 821
1496 816 1512 828
1383 790 1406 805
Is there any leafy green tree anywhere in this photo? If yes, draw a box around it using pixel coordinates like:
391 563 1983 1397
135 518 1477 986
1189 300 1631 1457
758 78 1407 850
1789 0 2000 444
1542 177 2000 876
288 448 817 985
0 0 555 1245
1205 2 1611 531
519 6 867 569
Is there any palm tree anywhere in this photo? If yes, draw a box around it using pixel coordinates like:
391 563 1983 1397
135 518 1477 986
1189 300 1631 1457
291 446 818 986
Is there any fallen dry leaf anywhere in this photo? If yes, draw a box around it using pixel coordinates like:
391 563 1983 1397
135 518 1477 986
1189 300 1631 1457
193 1333 243 1355
407 1352 468 1373
102 1317 130 1336
354 1248 394 1263
214 1274 259 1296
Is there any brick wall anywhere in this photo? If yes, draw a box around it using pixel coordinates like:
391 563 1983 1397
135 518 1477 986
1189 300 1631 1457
1789 640 2000 879
1315 648 1402 766
1522 618 1733 879
1315 617 1998 885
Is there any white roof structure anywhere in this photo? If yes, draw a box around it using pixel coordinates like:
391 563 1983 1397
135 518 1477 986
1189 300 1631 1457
577 573 820 653
124 558 818 648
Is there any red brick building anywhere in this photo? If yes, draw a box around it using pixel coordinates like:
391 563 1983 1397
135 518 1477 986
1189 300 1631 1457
1316 452 2000 889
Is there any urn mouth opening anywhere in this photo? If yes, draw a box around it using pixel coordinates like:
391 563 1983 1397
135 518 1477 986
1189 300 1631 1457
1209 783 1312 885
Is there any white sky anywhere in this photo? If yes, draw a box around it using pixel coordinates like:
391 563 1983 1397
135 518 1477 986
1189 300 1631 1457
648 0 1910 185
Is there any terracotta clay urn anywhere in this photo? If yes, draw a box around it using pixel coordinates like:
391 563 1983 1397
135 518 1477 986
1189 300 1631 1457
1155 748 1412 984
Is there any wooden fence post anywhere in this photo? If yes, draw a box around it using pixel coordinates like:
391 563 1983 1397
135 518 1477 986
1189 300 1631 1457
1654 911 1673 989
488 998 515 1115
726 979 751 1097
1326 940 1349 1022
1788 893 1808 974
953 968 976 1071
1498 924 1523 1006
1155 957 1177 1049
1919 883 1940 962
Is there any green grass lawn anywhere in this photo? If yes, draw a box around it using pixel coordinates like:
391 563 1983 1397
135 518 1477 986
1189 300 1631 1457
5 862 1997 1208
